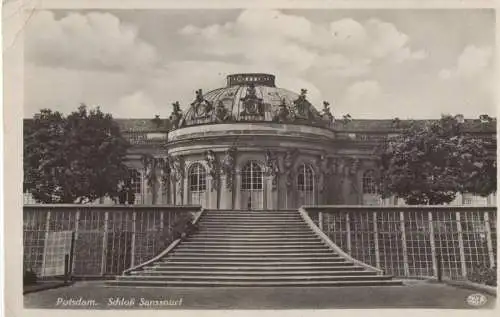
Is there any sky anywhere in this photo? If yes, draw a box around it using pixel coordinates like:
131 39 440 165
24 9 496 119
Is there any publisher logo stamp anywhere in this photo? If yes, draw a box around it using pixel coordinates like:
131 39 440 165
466 293 487 307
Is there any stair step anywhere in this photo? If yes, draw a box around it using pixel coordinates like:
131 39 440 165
200 213 302 220
192 234 314 238
202 214 302 218
175 245 332 253
154 261 352 267
145 265 365 272
162 256 345 262
187 237 321 242
196 230 311 234
200 218 304 222
131 270 375 276
198 225 310 229
205 209 297 215
203 216 301 220
107 279 403 287
117 275 388 282
199 224 305 227
170 252 337 258
173 249 333 255
182 240 323 246
199 223 308 228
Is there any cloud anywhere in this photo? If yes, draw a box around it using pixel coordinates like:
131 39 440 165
312 53 371 77
343 80 382 106
25 11 159 70
179 10 317 73
439 45 492 80
179 10 426 78
117 91 159 118
329 18 427 63
24 10 494 120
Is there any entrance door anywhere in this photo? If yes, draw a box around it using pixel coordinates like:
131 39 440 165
188 163 208 208
240 161 264 210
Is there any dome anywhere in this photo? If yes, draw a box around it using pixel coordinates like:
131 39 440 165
170 73 333 130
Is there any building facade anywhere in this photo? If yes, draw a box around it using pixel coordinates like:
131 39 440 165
23 73 497 208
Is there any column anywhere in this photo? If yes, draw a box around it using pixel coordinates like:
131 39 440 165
285 184 295 209
207 176 218 209
182 176 188 206
170 178 176 205
234 172 242 210
270 175 279 210
264 175 272 210
220 175 232 209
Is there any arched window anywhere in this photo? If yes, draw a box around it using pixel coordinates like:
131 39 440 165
188 163 207 192
241 161 263 190
297 164 314 192
362 170 377 194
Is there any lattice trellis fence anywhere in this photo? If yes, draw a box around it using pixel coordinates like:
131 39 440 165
307 206 497 280
23 205 201 277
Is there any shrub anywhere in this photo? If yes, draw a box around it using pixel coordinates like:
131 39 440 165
23 269 37 286
468 264 497 286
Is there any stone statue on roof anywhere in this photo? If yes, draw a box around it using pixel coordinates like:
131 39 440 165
214 100 230 123
240 84 264 116
293 89 312 120
322 101 334 124
273 98 290 123
191 89 213 118
169 101 183 130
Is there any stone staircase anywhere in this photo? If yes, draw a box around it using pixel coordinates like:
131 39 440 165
108 210 402 287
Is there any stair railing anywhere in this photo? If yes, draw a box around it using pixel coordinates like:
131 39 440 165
298 207 384 276
122 207 206 275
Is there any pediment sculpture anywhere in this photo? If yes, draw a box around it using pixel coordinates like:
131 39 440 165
273 98 291 123
171 156 185 196
282 149 299 189
220 147 237 191
292 89 313 120
240 84 264 116
317 153 331 193
158 156 171 186
190 89 213 119
169 101 183 130
205 150 219 191
214 101 231 123
322 101 334 124
265 150 280 190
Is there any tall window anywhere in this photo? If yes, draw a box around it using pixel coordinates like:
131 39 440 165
297 163 315 206
241 161 263 190
297 164 314 192
189 163 207 192
362 170 377 194
362 170 381 205
129 169 142 195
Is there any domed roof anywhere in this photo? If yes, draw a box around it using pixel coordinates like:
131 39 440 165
171 73 333 129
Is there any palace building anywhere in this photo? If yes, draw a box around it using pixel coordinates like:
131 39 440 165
24 73 497 208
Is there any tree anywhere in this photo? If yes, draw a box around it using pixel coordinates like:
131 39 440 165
377 115 496 205
24 105 131 203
